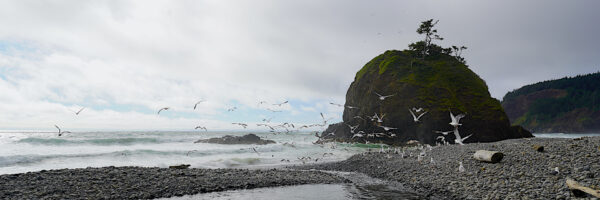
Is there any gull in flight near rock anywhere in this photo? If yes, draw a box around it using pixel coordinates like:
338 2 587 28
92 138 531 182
374 92 395 101
195 126 207 131
157 107 169 115
435 130 452 135
54 125 70 136
272 100 288 106
449 111 466 127
346 105 359 109
329 102 343 107
346 124 359 133
74 107 85 115
373 113 385 123
453 127 472 145
320 113 334 125
412 107 424 112
193 100 205 110
377 125 397 131
352 131 365 138
232 123 248 129
408 109 428 122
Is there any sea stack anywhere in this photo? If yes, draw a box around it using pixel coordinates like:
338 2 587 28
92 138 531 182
321 50 532 145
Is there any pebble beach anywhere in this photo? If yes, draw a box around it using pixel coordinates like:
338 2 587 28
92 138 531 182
1 137 598 199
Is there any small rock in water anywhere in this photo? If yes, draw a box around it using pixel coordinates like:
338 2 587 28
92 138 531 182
169 164 191 169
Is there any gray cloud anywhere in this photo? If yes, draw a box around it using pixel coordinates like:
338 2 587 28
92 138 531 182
0 0 598 129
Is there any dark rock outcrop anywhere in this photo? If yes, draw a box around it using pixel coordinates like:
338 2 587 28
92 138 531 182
194 134 275 145
321 50 532 145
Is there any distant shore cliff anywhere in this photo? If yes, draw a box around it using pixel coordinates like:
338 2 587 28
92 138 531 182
501 72 600 133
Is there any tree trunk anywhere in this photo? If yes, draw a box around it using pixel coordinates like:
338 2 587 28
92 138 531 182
473 150 504 163
566 178 600 198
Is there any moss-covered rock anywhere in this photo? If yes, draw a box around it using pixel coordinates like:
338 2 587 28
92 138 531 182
323 50 532 145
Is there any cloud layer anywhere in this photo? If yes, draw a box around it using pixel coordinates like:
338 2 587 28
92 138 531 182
0 0 598 130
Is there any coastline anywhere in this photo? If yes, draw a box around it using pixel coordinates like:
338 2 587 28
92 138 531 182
1 137 598 199
294 137 600 199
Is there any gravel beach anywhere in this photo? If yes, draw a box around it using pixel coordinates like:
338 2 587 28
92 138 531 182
294 137 600 199
1 137 598 199
0 167 348 199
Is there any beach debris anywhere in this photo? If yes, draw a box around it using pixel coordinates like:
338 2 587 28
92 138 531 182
532 145 544 152
169 164 190 169
473 150 504 163
566 178 600 198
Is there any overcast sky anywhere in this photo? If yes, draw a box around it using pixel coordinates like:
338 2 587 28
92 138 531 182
0 0 598 131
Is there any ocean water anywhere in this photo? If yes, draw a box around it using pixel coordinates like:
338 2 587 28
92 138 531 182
0 131 371 175
532 132 600 138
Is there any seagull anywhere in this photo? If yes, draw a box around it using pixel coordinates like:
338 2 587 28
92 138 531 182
262 117 273 123
272 100 288 106
157 107 169 115
346 124 359 133
376 125 397 131
458 161 465 172
388 133 397 137
374 92 394 101
193 100 205 110
251 147 260 155
257 123 275 131
449 111 466 127
329 102 343 107
373 113 385 123
352 132 365 138
227 107 237 112
320 113 333 125
453 130 473 145
430 157 435 165
353 116 366 121
74 107 85 115
54 125 70 136
435 130 452 135
186 150 198 156
346 105 359 109
408 109 428 122
412 107 424 112
374 132 387 137
194 126 207 131
232 123 248 129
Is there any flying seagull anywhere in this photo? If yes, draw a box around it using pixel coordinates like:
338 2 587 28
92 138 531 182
373 113 385 123
377 125 397 131
54 125 70 136
157 107 169 115
374 92 395 101
449 111 466 127
408 109 428 122
193 100 205 110
435 130 453 135
453 128 473 145
75 107 85 115
320 113 334 125
227 106 237 112
232 123 248 129
194 126 207 131
272 100 288 106
329 102 343 107
346 124 359 133
346 105 359 109
412 107 424 112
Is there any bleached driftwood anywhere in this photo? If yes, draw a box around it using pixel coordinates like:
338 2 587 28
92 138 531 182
473 150 504 163
566 178 600 198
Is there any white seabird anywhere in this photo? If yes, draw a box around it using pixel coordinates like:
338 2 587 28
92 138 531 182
408 109 428 122
374 92 395 101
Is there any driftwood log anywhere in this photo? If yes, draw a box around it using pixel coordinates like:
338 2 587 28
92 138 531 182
566 178 600 198
473 150 504 163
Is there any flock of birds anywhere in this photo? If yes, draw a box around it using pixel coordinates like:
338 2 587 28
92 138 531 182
52 90 473 170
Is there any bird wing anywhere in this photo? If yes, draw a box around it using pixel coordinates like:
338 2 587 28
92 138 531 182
455 114 465 122
408 109 417 120
76 107 85 114
373 91 382 97
54 125 61 133
416 111 428 120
